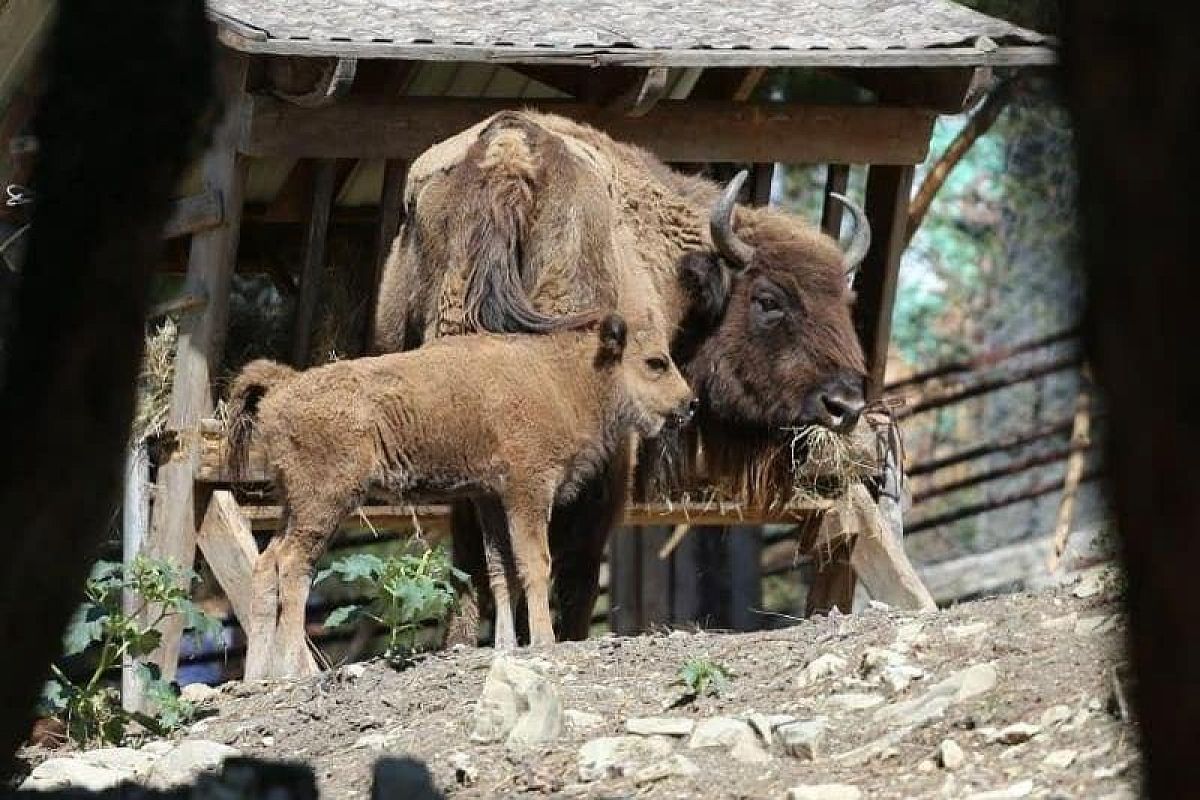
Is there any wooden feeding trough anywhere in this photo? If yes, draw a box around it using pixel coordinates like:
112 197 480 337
82 0 1055 681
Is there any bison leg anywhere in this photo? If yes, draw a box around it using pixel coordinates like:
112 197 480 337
482 530 518 651
550 442 630 640
507 490 556 647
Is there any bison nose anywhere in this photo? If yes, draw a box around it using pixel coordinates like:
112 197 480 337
688 398 700 416
820 392 865 433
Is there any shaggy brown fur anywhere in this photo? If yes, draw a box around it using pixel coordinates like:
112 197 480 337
372 110 870 641
226 314 692 676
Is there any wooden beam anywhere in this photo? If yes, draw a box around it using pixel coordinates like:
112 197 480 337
291 158 336 366
606 67 670 117
265 56 358 108
215 28 1059 69
142 51 249 684
121 443 149 713
830 66 994 113
821 165 850 238
728 525 763 630
609 526 641 634
639 527 672 628
163 190 223 239
241 96 937 165
196 491 259 632
260 157 358 224
841 485 936 611
854 164 916 399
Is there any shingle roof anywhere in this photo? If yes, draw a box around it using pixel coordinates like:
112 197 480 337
209 0 1054 67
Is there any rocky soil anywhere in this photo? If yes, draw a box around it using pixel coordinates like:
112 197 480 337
18 571 1139 799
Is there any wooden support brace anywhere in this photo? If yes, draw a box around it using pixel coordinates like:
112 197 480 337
269 56 358 108
196 491 259 631
821 164 850 238
163 189 223 240
606 66 670 117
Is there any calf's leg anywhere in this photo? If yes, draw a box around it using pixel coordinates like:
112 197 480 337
507 499 555 647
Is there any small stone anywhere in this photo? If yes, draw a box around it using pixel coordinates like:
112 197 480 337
786 783 862 800
966 779 1035 799
667 629 692 639
939 739 966 770
797 654 848 687
626 717 694 737
985 723 1040 745
1092 760 1132 779
342 663 368 680
777 718 827 760
1073 568 1107 598
860 647 906 675
470 655 564 747
1043 749 1077 769
875 663 998 728
730 738 773 763
578 735 674 782
448 752 477 786
260 735 275 747
868 600 891 612
917 759 936 773
949 622 991 638
747 713 796 745
688 717 757 749
631 754 699 785
564 710 604 732
826 692 885 711
880 665 926 695
1039 705 1072 729
354 733 393 750
145 741 240 789
1039 613 1079 631
180 682 220 704
1074 615 1118 636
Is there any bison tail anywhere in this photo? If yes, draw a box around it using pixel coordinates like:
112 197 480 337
461 120 586 334
225 359 295 481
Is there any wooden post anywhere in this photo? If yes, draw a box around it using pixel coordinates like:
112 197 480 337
821 165 850 238
750 163 775 207
142 51 249 683
639 526 672 629
609 528 641 635
121 441 149 712
291 158 336 366
365 159 408 352
196 491 258 631
728 525 763 631
670 526 702 624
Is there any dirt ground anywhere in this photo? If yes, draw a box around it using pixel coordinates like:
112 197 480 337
22 579 1139 799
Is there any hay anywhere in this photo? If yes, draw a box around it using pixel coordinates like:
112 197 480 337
131 318 177 444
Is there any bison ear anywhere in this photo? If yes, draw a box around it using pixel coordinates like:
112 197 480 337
596 313 628 365
679 250 729 326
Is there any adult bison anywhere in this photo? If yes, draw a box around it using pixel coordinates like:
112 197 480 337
372 110 870 642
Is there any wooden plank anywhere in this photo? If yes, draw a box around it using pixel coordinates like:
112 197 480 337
215 29 1059 69
241 96 937 165
639 526 672 628
728 525 763 631
162 190 223 239
831 66 992 113
121 443 149 713
609 526 641 634
750 163 774 207
854 164 916 399
670 527 702 623
142 51 250 684
291 158 336 366
196 491 260 631
821 165 850 238
367 159 408 351
606 67 670 117
842 484 936 611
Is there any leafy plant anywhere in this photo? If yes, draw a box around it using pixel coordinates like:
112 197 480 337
316 546 466 662
41 556 222 745
674 656 734 701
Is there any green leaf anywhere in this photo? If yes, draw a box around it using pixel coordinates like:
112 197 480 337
126 628 163 658
323 605 361 629
330 553 385 583
64 616 105 656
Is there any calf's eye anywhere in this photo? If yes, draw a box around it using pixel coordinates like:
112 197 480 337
645 356 670 374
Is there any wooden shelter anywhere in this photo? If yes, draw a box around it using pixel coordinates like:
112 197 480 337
2 0 1056 681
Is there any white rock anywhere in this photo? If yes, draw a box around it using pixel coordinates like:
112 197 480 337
354 733 394 750
20 759 131 792
826 693 885 711
917 759 936 773
1073 567 1107 598
797 654 848 687
1093 760 1132 779
180 682 220 704
730 738 773 763
260 735 275 747
1039 704 1072 729
875 663 998 728
966 779 1034 799
859 647 906 675
938 739 965 770
631 754 699 785
145 740 240 789
747 713 796 745
985 723 1040 745
1074 615 1118 636
1043 749 1077 769
470 655 564 747
880 665 926 695
341 663 368 680
868 600 892 612
578 735 674 782
565 710 604 732
687 717 757 749
78 747 159 777
786 783 862 800
893 622 926 651
448 752 477 786
777 718 827 760
626 717 694 737
140 741 175 757
1038 613 1079 631
949 622 991 638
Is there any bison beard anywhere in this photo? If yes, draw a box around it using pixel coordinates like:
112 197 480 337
374 110 871 642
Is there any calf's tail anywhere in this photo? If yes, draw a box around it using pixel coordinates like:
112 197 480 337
225 359 296 481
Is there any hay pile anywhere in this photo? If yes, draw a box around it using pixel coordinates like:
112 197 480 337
131 318 177 444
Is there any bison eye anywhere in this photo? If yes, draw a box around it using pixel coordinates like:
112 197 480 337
752 293 785 324
645 356 670 375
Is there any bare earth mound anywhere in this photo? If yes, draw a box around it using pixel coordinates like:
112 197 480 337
23 582 1138 799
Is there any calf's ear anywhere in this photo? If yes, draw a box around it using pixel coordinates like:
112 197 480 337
596 313 628 365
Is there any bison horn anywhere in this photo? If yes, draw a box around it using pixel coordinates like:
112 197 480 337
830 192 872 282
710 170 756 270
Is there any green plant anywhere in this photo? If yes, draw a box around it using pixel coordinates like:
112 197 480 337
316 546 466 662
674 656 734 700
41 556 222 745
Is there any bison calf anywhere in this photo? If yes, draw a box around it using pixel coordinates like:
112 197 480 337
226 313 693 677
